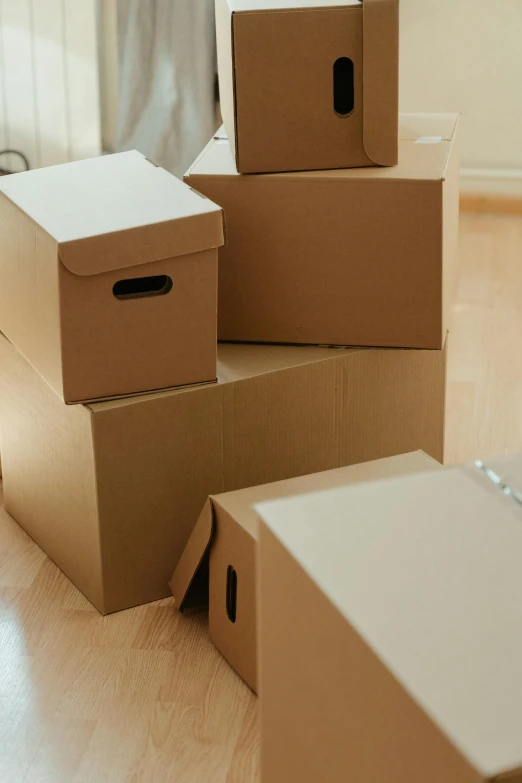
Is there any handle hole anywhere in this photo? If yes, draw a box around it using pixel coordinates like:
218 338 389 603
333 57 354 117
226 565 237 624
112 274 173 301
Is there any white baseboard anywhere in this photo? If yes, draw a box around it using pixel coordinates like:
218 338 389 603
460 168 522 198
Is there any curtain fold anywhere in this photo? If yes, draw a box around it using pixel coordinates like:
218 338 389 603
114 0 216 176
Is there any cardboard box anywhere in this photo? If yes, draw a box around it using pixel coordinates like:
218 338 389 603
171 451 441 692
185 114 460 350
256 454 522 783
216 0 399 173
0 332 447 614
0 151 225 403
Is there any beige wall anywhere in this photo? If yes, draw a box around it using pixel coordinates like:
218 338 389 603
400 0 522 194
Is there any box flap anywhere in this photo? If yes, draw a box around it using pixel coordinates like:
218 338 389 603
0 150 225 277
170 498 215 612
362 0 399 165
256 458 522 779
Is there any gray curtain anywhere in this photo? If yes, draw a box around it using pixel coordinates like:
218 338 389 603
114 0 216 176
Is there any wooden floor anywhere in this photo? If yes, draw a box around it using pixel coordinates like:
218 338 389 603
1 211 522 782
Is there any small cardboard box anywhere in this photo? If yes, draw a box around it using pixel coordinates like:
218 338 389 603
0 151 225 403
256 454 522 783
171 451 441 692
216 0 399 173
185 114 460 350
0 332 447 614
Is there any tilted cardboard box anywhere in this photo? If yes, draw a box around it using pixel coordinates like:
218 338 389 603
171 451 441 692
0 333 447 614
185 114 460 350
256 454 522 783
0 151 224 403
216 0 399 173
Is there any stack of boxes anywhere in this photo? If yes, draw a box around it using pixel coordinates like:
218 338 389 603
5 2 515 779
0 0 457 668
172 0 460 689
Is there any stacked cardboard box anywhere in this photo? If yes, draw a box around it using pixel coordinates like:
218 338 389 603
171 0 460 691
255 455 522 782
171 450 441 691
0 0 455 650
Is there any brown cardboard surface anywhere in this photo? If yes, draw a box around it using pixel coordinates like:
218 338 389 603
0 333 447 614
256 455 522 782
216 0 399 173
185 114 460 350
172 451 441 692
0 151 225 403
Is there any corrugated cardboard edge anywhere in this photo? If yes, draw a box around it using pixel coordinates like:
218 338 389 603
363 0 399 166
170 497 216 612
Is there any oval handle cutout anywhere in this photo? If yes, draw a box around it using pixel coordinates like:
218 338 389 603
333 57 354 117
113 274 173 301
226 565 237 624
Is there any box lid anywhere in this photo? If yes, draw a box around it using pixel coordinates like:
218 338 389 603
171 451 440 614
224 0 398 167
0 150 225 276
255 455 522 780
186 114 460 182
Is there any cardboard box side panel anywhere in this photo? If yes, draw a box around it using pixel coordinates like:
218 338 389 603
442 121 461 339
0 337 104 610
215 0 237 162
191 175 444 348
222 358 340 490
93 385 225 613
59 248 218 403
209 507 256 691
258 524 483 783
335 342 447 466
232 7 369 173
0 197 63 398
362 0 399 165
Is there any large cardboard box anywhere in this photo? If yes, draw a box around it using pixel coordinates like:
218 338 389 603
0 333 447 614
0 151 224 403
256 454 522 783
216 0 399 173
171 451 441 692
185 114 460 350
